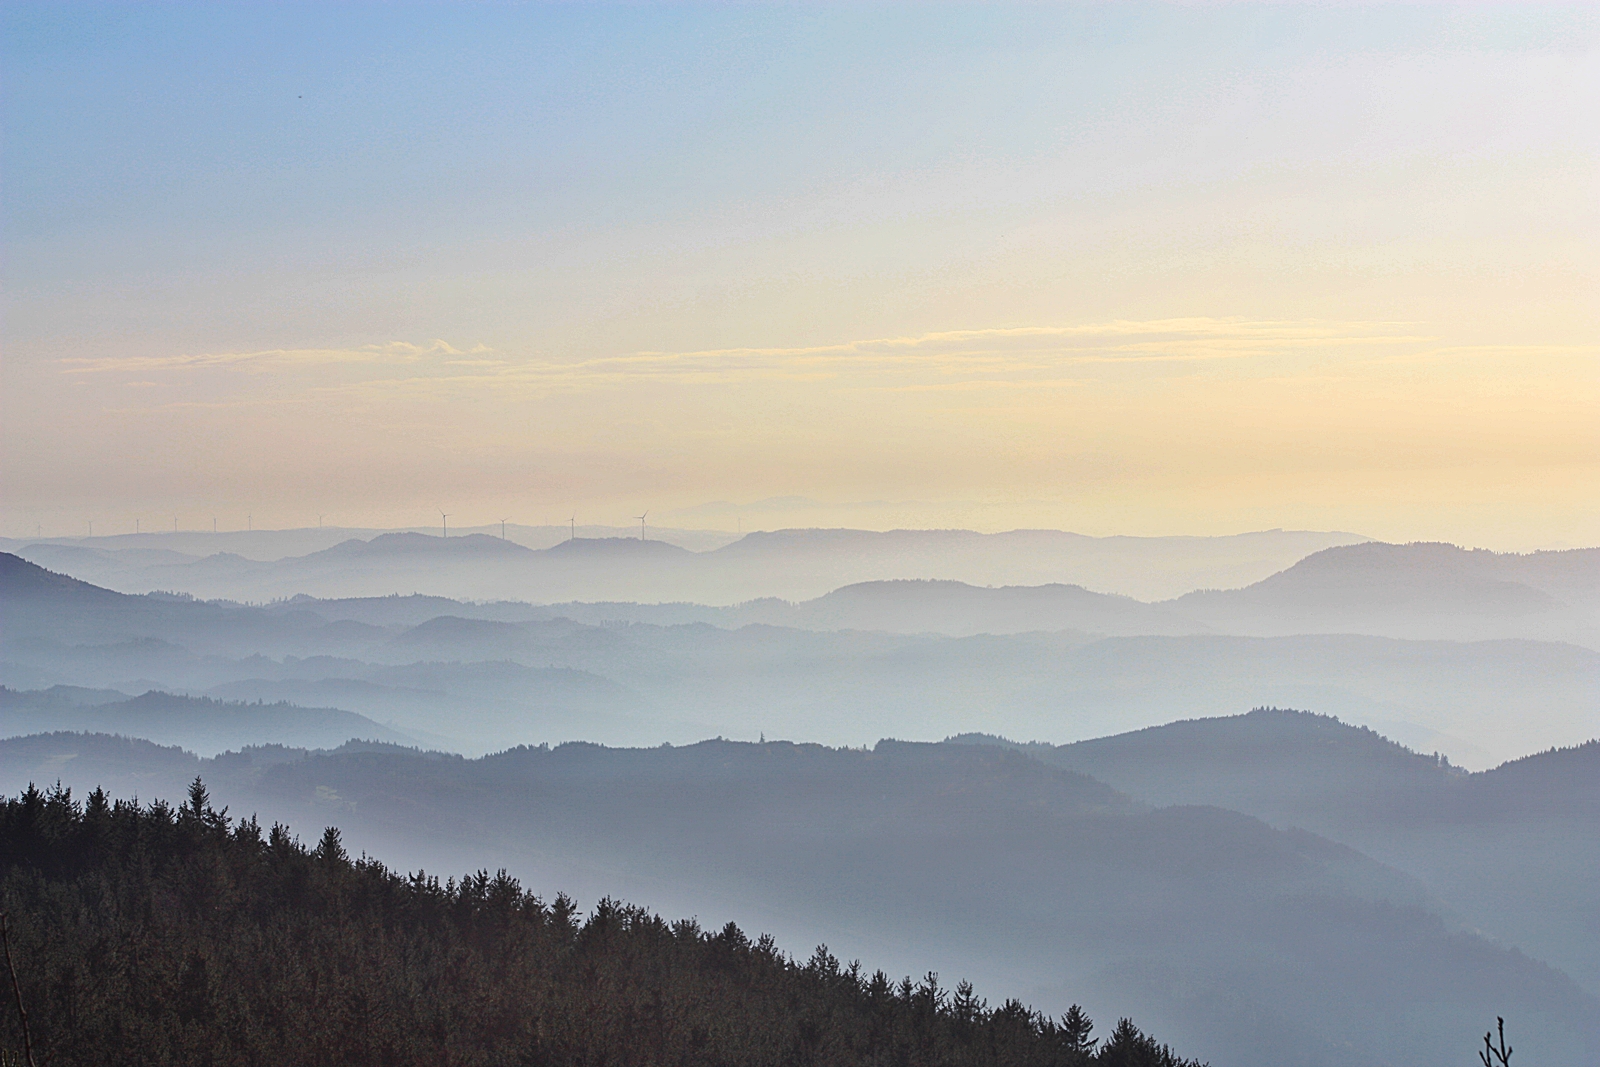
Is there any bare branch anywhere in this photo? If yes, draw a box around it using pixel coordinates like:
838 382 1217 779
0 915 37 1067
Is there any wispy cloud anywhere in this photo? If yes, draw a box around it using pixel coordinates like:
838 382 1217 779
479 319 1436 393
65 320 1583 408
61 339 491 375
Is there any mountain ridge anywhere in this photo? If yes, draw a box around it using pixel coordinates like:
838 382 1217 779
6 527 1376 603
0 686 416 755
1171 542 1597 645
2 729 1593 1067
951 708 1600 992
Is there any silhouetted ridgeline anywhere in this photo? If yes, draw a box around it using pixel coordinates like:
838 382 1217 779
5 730 1594 1066
0 782 1203 1067
5 526 1371 604
0 686 416 755
950 709 1600 993
8 551 1595 763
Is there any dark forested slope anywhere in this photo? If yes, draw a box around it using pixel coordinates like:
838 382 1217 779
0 780 1200 1067
1 733 1592 1067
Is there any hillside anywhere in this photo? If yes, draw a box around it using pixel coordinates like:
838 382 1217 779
746 580 1204 637
255 580 1198 638
960 710 1600 991
0 548 132 606
0 552 344 654
964 707 1460 820
0 687 415 755
704 528 1370 602
7 527 1371 604
1 732 1593 1067
1172 542 1599 646
7 553 1596 763
0 781 1203 1067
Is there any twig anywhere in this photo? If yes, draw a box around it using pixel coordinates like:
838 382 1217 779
0 915 36 1067
1479 1016 1512 1067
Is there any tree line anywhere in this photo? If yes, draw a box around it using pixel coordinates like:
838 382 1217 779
0 780 1206 1067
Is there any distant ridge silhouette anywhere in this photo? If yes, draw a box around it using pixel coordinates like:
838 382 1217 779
3 527 1375 603
1171 541 1597 644
542 536 693 557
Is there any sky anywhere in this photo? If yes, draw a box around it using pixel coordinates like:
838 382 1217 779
3 2 1596 548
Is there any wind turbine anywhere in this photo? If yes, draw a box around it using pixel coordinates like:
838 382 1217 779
500 518 510 540
635 511 648 542
437 508 449 539
569 514 576 542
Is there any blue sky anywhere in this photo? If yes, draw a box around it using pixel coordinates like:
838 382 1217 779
3 3 1596 544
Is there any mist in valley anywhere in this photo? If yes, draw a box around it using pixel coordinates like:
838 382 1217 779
2 530 1597 1066
4 4 1596 1065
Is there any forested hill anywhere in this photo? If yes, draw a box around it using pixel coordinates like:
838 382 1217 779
949 710 1600 994
5 732 1593 1066
0 782 1202 1067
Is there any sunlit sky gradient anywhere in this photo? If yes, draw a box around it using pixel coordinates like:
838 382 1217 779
3 3 1595 547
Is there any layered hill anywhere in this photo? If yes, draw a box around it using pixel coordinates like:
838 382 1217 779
0 686 415 755
0 732 1592 1067
1172 542 1598 645
6 527 1370 604
6 553 1596 762
739 579 1203 636
1 777 1204 1067
955 709 1600 991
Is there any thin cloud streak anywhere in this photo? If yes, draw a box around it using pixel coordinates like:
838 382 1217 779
61 339 490 375
61 319 1443 399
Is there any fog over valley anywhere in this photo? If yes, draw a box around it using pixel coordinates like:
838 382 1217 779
3 525 1371 604
4 5 1594 1065
5 535 1594 765
2 526 1597 1065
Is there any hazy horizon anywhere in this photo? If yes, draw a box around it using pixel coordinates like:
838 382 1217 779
5 3 1596 550
11 519 1596 561
2 5 1595 1066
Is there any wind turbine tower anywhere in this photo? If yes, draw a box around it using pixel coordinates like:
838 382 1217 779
500 518 510 540
635 511 648 542
569 514 576 542
438 509 449 539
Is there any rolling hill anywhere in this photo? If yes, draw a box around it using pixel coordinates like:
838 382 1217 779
6 553 1596 762
1172 542 1598 646
956 709 1600 992
0 687 415 755
0 731 1592 1067
7 527 1372 604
